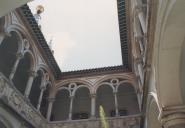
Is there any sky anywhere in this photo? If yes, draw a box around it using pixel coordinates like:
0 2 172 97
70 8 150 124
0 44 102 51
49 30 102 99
28 0 122 72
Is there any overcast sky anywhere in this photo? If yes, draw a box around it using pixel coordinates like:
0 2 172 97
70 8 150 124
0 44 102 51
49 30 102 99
28 0 122 71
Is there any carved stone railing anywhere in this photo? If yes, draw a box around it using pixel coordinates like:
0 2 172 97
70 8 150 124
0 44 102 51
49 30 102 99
49 114 141 128
0 73 48 128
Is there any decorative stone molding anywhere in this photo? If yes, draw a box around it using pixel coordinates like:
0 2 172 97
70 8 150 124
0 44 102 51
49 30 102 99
16 52 24 59
134 56 143 64
159 106 185 128
0 73 48 128
49 115 141 128
28 70 37 77
143 64 151 73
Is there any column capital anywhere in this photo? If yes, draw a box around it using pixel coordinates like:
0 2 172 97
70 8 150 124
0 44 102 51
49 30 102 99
69 95 74 99
135 35 143 42
113 91 118 95
134 4 146 15
134 56 143 64
28 70 37 77
48 98 55 103
143 64 151 73
90 94 96 98
40 84 46 90
135 5 143 14
16 52 24 59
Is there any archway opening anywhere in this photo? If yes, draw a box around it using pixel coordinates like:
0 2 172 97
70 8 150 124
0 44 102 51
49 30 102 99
117 83 139 116
0 31 19 78
72 87 91 120
51 89 70 121
13 52 32 94
96 85 114 117
29 70 43 108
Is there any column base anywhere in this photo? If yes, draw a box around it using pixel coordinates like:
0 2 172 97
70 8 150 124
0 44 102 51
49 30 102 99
160 106 185 128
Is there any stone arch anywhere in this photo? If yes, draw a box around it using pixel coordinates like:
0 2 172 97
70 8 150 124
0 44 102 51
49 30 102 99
153 0 185 107
23 50 36 71
56 79 93 95
5 24 27 52
93 74 135 94
96 83 115 117
94 82 114 94
0 31 21 78
72 84 92 96
115 80 136 93
57 79 92 87
117 82 140 116
12 51 33 94
51 88 70 121
29 69 44 108
36 64 50 75
72 86 91 120
40 83 52 118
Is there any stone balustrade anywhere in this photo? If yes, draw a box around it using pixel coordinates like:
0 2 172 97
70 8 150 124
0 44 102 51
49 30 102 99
49 114 141 128
0 73 48 128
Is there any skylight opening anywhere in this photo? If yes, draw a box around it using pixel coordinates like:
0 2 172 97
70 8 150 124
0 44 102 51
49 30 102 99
28 0 122 72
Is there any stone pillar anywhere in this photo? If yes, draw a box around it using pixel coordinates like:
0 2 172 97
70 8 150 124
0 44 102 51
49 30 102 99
91 94 96 118
114 91 119 116
24 70 37 98
47 98 55 121
69 96 74 120
9 52 23 80
37 85 46 111
138 11 146 34
135 3 146 33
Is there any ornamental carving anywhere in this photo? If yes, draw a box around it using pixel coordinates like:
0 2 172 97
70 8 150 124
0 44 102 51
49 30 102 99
0 74 47 128
49 116 140 128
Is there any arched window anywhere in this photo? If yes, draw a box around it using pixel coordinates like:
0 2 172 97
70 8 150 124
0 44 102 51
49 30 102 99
40 84 50 118
72 87 91 120
96 85 114 117
13 52 32 94
51 89 70 121
0 32 19 78
29 70 43 108
117 83 139 115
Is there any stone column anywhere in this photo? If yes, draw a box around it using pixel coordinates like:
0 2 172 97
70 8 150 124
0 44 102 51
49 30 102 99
9 52 23 80
91 94 96 118
47 98 55 121
114 91 119 116
69 96 74 120
134 2 146 33
37 84 46 111
24 70 37 98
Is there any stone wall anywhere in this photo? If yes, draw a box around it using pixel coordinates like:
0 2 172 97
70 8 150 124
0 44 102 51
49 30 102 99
49 115 141 128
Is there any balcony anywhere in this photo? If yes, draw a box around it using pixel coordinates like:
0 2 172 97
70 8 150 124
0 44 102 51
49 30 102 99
49 114 141 128
0 73 47 128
